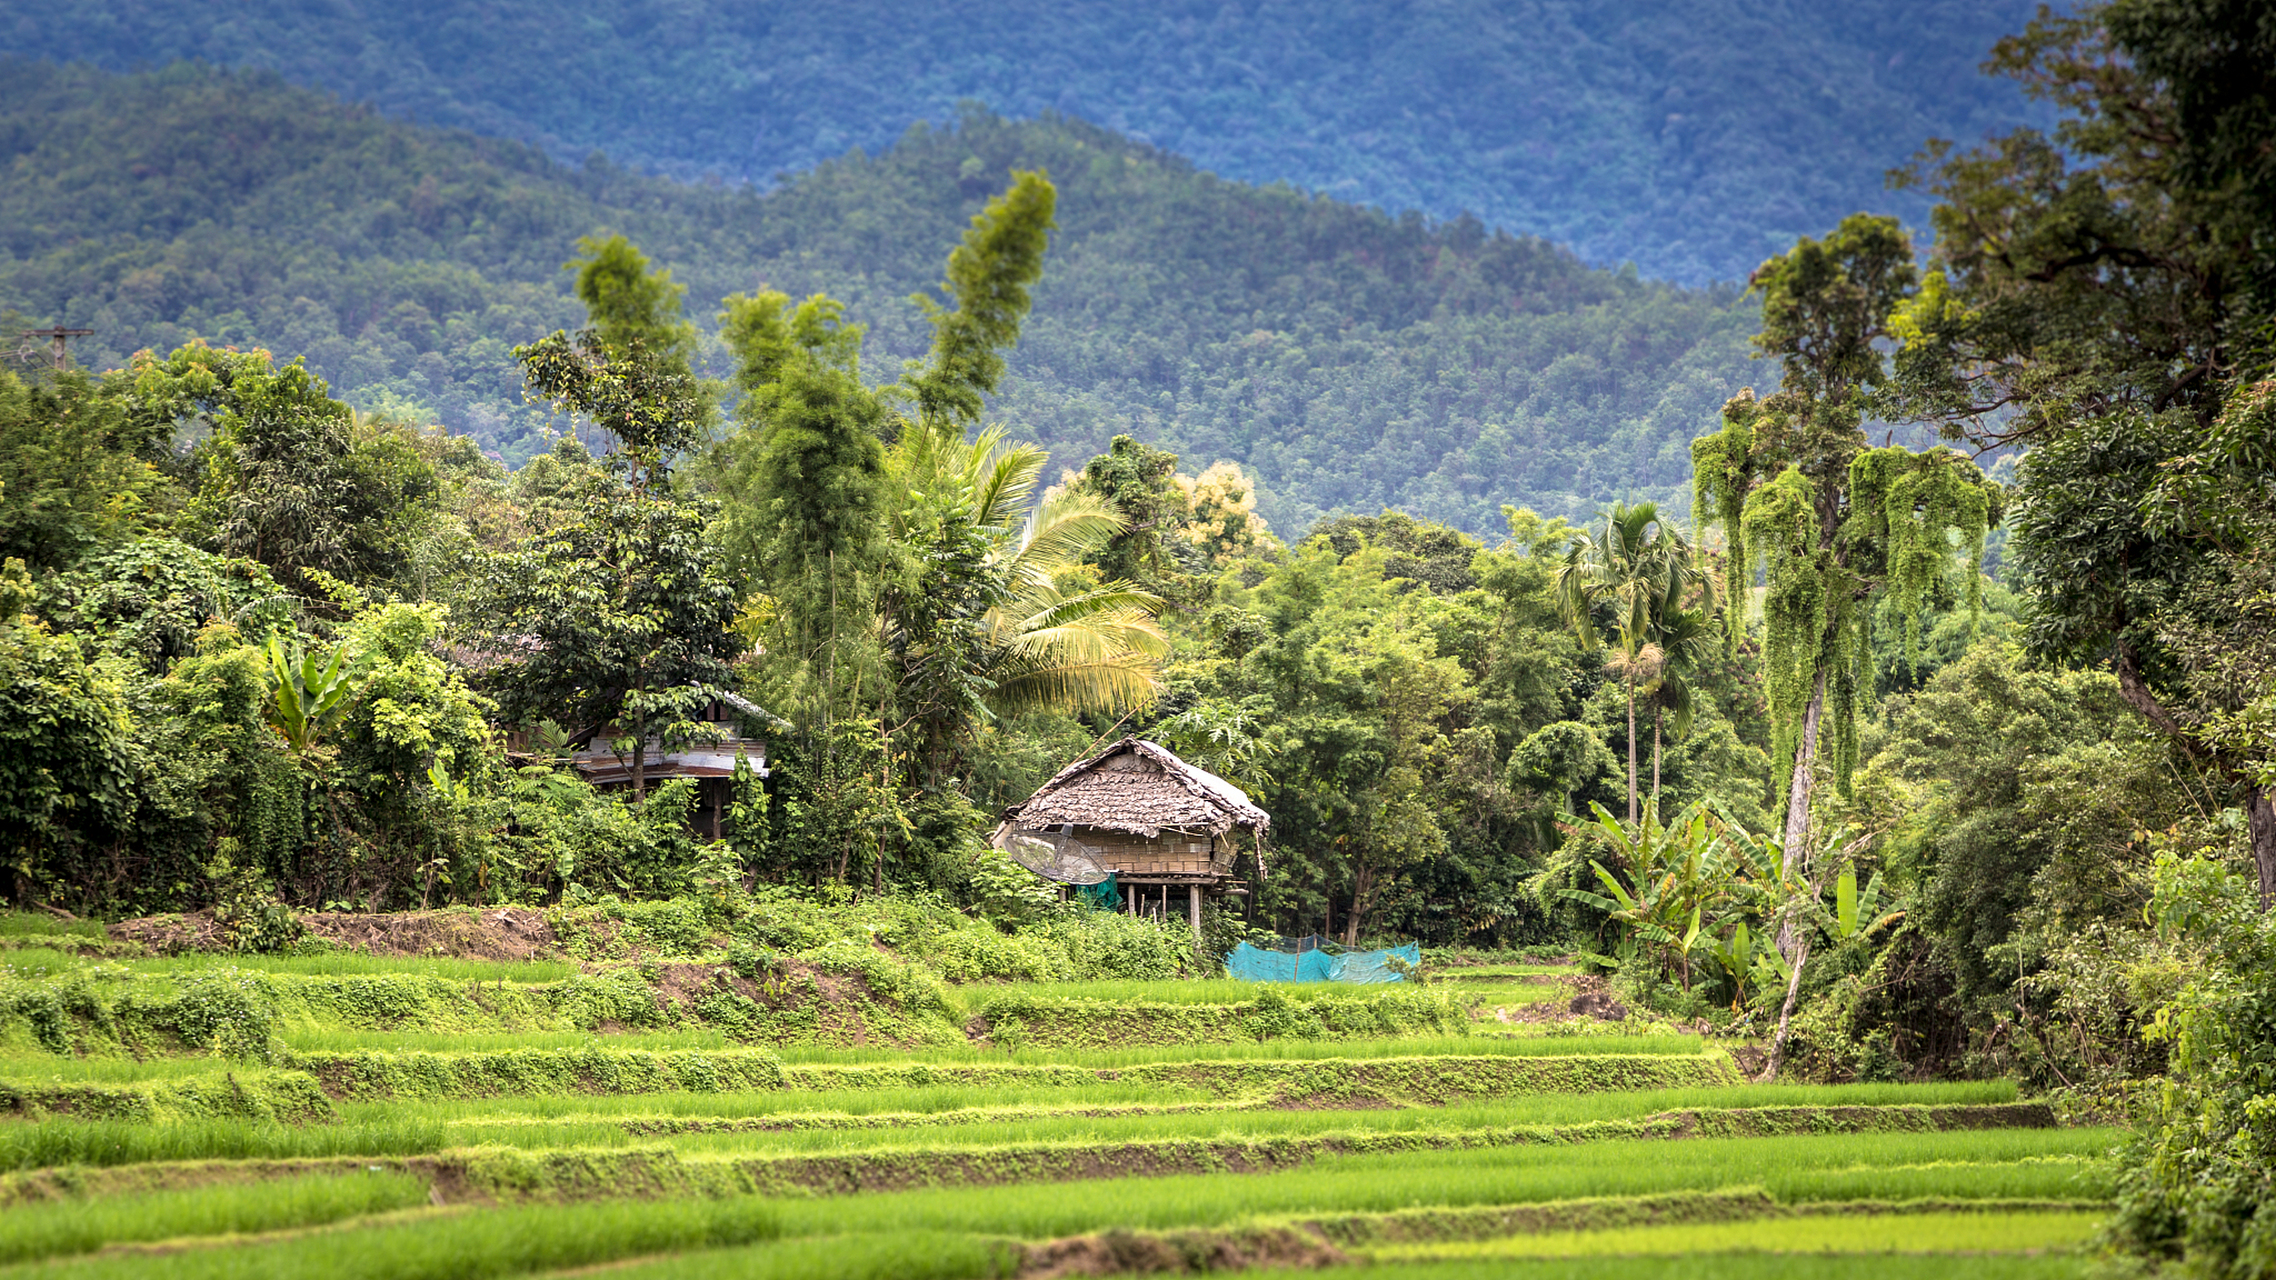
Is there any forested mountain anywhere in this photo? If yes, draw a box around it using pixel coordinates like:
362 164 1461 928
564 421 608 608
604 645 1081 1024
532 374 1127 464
0 60 1759 532
1 0 2043 284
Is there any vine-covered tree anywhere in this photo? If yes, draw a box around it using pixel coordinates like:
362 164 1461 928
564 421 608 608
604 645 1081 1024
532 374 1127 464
1692 215 2000 912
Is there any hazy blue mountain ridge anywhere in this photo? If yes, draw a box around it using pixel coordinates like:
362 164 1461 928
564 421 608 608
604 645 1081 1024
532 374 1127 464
1 62 1762 532
3 0 2045 283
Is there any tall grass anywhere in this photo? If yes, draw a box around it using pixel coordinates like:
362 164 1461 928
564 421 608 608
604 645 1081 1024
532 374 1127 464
759 1129 2120 1240
346 1078 2021 1155
1320 1257 2089 1280
0 914 107 941
122 954 574 983
774 1034 1710 1068
0 1057 272 1084
340 1080 1221 1127
1375 1209 2104 1261
0 1133 2108 1280
618 1081 2034 1156
0 949 85 980
0 1193 781 1280
0 1118 444 1171
0 1171 430 1265
278 1028 735 1053
940 978 1442 1007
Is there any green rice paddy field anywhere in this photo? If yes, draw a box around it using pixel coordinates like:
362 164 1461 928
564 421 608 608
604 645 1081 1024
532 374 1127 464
0 921 2120 1279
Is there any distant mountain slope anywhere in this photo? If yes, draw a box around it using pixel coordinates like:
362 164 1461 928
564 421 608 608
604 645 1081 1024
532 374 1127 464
4 0 2043 284
0 61 1756 532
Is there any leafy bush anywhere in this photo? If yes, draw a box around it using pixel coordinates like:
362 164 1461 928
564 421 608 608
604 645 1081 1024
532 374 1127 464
2107 854 2276 1280
1033 910 1189 981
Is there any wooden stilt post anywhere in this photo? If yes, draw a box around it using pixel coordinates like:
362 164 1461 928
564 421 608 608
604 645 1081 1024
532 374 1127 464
1188 883 1202 957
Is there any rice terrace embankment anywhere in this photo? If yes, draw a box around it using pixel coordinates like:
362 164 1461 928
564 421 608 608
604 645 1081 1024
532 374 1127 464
0 899 2115 1279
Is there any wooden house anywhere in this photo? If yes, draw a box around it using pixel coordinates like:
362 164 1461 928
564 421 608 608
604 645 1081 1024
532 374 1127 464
560 690 781 843
995 738 1269 938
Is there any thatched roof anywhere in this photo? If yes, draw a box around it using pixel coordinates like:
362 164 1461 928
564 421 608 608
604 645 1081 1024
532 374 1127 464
1004 738 1269 840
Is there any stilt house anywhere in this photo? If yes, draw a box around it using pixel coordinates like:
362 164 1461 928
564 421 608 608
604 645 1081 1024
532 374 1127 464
560 690 780 843
995 738 1269 936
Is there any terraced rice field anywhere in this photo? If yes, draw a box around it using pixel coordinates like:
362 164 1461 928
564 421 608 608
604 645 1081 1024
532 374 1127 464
0 925 2117 1278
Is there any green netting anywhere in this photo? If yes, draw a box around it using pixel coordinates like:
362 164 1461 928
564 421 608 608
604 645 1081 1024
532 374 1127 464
1225 938 1419 983
1072 875 1121 911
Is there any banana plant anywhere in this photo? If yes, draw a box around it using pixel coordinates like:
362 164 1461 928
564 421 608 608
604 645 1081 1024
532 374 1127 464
1566 798 1731 987
1706 919 1753 1004
1831 865 1905 943
264 633 367 753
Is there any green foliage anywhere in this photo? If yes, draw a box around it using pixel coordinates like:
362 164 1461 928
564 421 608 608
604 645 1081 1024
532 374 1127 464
515 235 712 482
261 632 366 753
1554 501 1717 820
1846 638 2173 1079
468 474 736 753
149 344 443 597
906 170 1055 433
0 1191 783 1280
2109 852 2276 1280
1844 447 2000 676
0 564 137 885
963 846 1058 930
0 1114 438 1171
44 538 288 675
0 368 176 572
1691 217 1998 850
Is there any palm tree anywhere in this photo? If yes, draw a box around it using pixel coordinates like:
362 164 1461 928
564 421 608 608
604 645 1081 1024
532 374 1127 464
887 425 1168 740
1555 502 1718 822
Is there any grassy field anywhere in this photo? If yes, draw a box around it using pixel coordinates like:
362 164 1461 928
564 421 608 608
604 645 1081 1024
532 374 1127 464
0 927 2110 1279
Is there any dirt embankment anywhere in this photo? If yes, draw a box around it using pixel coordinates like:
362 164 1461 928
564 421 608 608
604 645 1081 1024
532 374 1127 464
111 908 561 961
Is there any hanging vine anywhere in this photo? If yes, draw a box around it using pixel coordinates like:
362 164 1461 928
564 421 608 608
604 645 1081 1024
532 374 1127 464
1705 447 1995 813
1739 465 1825 800
1691 391 1763 654
1844 446 2001 678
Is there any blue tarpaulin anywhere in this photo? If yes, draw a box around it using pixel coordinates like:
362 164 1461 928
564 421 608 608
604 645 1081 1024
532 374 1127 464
1225 937 1421 983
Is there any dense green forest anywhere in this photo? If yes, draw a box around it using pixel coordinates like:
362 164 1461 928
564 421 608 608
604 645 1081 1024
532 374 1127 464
2 0 2044 283
1 59 1759 533
5 1 2276 1275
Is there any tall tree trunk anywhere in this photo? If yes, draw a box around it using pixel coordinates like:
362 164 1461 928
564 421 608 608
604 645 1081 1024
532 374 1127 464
2248 787 2276 912
1777 670 1826 959
1651 705 1663 820
1763 932 1810 1081
630 736 646 801
1344 865 1371 947
1626 678 1639 824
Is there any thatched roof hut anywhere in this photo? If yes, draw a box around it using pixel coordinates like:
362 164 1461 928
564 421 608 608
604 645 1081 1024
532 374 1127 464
999 738 1270 885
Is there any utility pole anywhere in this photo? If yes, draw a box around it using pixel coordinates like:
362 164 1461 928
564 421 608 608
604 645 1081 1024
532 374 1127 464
19 326 93 372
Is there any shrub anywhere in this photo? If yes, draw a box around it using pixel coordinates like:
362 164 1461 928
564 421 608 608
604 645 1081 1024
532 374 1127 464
1034 910 1189 980
2106 853 2276 1280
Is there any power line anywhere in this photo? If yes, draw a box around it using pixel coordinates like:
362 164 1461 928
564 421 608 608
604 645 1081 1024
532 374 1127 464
19 326 94 372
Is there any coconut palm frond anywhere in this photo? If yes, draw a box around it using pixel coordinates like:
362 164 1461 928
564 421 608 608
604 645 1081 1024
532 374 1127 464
1007 493 1127 586
987 648 1165 715
997 581 1167 636
1003 611 1172 663
969 432 1048 531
